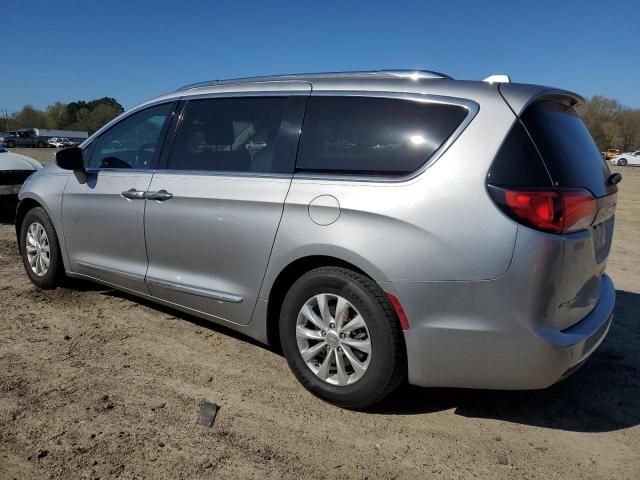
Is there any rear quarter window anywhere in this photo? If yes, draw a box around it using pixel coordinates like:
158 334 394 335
521 101 614 198
296 96 468 176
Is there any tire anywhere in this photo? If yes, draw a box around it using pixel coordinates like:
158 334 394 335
6 140 15 148
619 159 627 166
279 266 406 409
19 207 65 289
37 141 45 148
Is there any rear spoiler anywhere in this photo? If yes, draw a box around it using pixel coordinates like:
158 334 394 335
498 83 586 116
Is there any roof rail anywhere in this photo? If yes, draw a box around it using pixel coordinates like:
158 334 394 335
177 69 452 91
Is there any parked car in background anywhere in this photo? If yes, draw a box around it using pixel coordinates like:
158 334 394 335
0 145 43 197
0 129 49 148
15 70 619 408
605 148 621 159
610 150 640 166
48 137 77 148
0 131 19 143
0 129 88 148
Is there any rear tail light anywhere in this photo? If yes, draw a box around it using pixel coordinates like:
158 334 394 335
488 186 597 233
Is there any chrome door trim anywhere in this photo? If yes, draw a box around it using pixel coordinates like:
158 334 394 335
83 168 157 175
293 91 479 184
146 277 244 303
154 170 293 179
75 260 145 282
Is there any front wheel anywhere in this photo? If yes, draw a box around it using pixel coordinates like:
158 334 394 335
19 207 65 289
6 140 15 148
279 267 406 408
619 159 627 166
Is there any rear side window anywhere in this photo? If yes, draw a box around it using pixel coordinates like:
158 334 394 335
486 120 552 187
296 96 468 176
167 96 304 174
521 101 614 198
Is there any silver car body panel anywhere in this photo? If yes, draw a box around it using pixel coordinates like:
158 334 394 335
18 72 616 389
62 170 154 294
144 172 293 325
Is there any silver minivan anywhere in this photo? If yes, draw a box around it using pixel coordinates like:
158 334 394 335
16 71 618 408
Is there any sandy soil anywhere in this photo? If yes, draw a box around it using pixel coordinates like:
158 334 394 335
0 158 639 480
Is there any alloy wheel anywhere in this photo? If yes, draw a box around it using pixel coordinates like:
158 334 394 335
296 293 372 386
25 222 50 277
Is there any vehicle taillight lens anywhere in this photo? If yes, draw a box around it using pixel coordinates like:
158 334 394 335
489 186 597 233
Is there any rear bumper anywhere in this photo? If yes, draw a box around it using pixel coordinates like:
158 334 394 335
387 274 615 389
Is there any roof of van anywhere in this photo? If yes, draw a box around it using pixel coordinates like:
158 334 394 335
117 70 584 130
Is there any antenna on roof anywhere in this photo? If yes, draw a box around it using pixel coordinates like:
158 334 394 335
483 74 511 84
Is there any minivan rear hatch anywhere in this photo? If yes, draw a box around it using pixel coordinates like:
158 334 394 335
493 89 618 330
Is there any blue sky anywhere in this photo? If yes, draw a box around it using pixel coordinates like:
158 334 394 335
1 0 638 112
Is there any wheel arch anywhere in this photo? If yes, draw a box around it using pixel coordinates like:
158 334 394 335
265 255 379 347
15 197 46 240
15 193 69 272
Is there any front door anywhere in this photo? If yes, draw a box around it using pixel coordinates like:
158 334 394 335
62 102 174 293
144 93 308 325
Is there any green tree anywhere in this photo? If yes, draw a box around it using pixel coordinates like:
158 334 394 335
580 96 640 151
45 102 68 129
601 122 623 150
11 105 47 129
67 107 92 131
88 103 120 132
7 97 124 134
618 109 640 151
63 97 123 133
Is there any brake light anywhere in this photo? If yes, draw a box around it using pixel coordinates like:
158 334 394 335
490 187 597 233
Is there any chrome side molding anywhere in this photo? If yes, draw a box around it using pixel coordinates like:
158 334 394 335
146 278 244 303
75 260 145 282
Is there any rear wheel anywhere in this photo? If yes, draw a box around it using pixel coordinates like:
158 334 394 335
19 207 65 289
279 266 406 408
37 141 45 148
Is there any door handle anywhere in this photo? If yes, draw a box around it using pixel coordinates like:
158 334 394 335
121 188 146 200
145 189 173 201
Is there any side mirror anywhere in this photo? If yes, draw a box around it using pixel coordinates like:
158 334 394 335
55 147 85 171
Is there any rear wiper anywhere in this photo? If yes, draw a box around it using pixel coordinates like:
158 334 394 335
607 173 622 186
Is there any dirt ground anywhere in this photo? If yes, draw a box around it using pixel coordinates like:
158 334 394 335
0 150 639 479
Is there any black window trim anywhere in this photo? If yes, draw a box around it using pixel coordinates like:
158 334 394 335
81 99 179 174
292 91 478 183
157 91 310 178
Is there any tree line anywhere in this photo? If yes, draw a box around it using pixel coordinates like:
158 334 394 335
3 98 124 134
579 96 639 152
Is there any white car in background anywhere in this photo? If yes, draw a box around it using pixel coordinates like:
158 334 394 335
47 137 76 148
0 145 43 196
610 150 640 166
